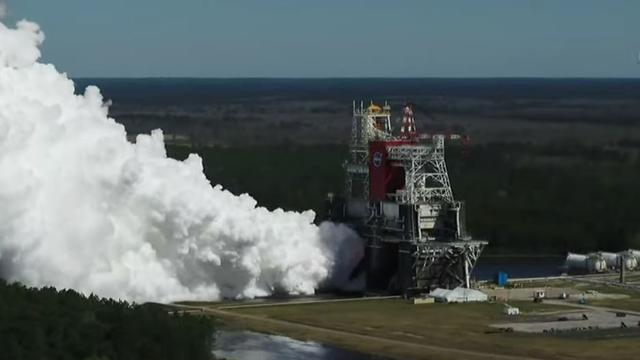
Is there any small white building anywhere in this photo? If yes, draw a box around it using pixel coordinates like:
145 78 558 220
504 304 520 315
534 289 546 300
429 287 488 303
412 296 435 305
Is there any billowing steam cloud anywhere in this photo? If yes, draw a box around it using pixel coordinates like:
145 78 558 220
0 18 361 303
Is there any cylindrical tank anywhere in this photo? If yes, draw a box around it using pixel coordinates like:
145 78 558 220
586 255 607 273
565 252 588 270
618 250 638 271
600 252 619 269
624 256 638 271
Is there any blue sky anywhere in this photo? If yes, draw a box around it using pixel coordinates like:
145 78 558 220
5 0 640 77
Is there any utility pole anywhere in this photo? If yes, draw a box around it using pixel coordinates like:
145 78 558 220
619 255 626 284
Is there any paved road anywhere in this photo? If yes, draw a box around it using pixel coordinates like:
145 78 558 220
568 276 640 291
217 295 400 310
168 303 543 360
494 307 640 333
544 300 640 316
500 273 640 292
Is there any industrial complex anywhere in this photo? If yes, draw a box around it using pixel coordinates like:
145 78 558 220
566 250 640 274
184 102 640 360
328 101 487 296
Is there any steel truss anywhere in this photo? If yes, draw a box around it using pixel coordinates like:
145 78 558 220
409 241 486 293
345 101 393 199
340 101 488 296
387 135 454 205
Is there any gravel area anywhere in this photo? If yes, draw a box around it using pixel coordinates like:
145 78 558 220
492 310 640 333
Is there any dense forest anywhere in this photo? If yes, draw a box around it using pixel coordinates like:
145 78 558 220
167 141 640 254
0 280 216 360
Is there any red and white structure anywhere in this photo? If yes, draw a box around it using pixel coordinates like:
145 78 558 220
336 101 486 296
400 104 417 139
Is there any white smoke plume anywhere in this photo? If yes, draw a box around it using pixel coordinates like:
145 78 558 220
0 18 361 303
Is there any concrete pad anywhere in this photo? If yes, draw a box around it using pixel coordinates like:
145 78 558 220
492 311 640 333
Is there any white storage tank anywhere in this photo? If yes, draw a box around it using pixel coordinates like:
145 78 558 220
601 252 619 269
565 252 588 271
586 255 607 273
623 256 638 271
619 250 638 270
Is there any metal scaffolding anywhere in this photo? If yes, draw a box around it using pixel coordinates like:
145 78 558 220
387 135 454 205
411 241 486 291
345 101 393 199
337 101 487 296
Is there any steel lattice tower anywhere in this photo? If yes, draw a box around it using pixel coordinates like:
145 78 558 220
334 101 487 296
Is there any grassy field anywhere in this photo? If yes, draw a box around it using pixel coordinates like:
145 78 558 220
578 282 640 312
495 279 640 313
210 298 640 360
589 297 640 312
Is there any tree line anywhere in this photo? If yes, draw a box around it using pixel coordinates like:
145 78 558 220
0 280 216 360
167 142 640 254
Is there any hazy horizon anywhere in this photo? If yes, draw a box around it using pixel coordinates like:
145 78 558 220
5 0 640 78
73 76 640 79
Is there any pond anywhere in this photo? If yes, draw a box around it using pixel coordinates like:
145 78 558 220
473 255 564 280
212 329 388 360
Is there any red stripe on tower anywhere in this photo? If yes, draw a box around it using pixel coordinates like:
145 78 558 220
400 104 417 139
